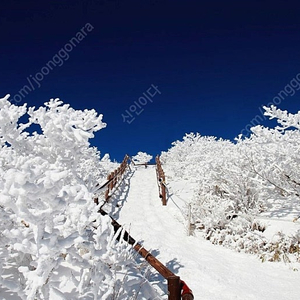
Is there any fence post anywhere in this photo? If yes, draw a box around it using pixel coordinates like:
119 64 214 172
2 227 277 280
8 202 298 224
156 156 167 205
105 174 112 201
107 173 112 191
161 177 167 205
168 276 181 300
113 170 117 188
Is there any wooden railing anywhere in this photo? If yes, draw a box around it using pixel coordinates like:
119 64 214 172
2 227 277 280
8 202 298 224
94 154 194 300
94 154 129 206
99 208 194 300
104 154 129 201
156 155 167 205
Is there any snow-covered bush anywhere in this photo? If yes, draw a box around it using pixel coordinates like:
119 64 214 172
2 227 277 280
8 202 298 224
161 133 261 227
132 151 153 165
0 95 158 299
161 107 300 263
77 148 118 193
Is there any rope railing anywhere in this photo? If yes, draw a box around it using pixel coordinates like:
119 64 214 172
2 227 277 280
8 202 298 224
93 154 194 299
156 155 167 205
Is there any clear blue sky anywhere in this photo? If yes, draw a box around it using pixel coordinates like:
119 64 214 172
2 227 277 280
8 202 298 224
1 1 300 162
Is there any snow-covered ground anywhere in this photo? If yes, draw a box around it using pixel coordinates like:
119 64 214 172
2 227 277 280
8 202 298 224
2 95 300 299
116 165 300 300
2 164 300 299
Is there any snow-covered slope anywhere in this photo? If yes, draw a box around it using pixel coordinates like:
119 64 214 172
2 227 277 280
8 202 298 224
117 165 300 300
1 97 300 299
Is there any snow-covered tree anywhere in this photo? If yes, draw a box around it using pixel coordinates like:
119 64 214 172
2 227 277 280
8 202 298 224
132 151 153 165
0 95 158 299
161 107 300 263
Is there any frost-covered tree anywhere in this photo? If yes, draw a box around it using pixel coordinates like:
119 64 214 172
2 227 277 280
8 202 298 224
161 107 300 262
132 151 153 165
0 95 158 299
77 147 118 192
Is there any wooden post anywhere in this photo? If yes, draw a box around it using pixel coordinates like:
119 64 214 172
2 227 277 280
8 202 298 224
168 276 181 300
114 170 118 188
109 173 114 193
106 174 111 199
182 293 194 300
161 177 167 205
101 154 130 203
156 155 167 205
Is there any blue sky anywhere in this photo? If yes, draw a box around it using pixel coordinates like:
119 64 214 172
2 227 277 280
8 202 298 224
1 1 300 162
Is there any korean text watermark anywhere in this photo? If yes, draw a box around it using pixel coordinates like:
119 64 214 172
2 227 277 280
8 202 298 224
122 84 161 124
240 73 300 136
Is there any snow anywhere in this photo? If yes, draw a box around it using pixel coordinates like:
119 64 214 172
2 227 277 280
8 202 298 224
0 96 155 299
1 97 300 299
115 165 300 300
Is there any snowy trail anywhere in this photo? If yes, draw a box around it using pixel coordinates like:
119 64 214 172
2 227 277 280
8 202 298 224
117 165 300 300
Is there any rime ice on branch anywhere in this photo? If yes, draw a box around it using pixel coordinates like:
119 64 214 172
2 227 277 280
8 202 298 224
0 95 158 300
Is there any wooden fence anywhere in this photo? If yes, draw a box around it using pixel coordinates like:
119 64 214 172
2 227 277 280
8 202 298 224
105 154 129 201
156 155 167 205
94 154 194 300
99 208 194 300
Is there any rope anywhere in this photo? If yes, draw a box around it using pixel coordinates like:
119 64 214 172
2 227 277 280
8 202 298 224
166 184 190 205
